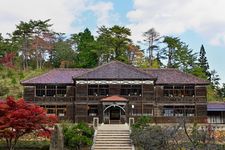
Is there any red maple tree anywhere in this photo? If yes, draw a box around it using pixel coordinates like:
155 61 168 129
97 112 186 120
0 52 15 68
0 97 57 150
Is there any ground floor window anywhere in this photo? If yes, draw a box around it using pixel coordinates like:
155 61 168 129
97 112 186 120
163 106 195 117
143 105 153 116
88 105 98 116
41 105 67 117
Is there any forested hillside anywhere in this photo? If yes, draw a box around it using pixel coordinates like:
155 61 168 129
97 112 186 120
0 19 224 100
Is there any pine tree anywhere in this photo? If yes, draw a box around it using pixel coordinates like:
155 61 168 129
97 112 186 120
198 45 210 79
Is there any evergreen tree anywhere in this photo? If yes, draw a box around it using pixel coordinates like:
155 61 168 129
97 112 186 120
71 28 98 68
198 45 210 79
97 25 132 63
143 28 160 67
162 36 181 68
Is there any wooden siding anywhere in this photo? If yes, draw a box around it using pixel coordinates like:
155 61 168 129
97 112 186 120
23 84 208 123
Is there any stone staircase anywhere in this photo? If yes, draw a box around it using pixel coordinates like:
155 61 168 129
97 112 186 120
92 124 134 150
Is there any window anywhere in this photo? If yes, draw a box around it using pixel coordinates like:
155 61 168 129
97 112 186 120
174 106 184 116
174 86 184 96
185 106 195 116
88 85 98 96
163 106 195 117
164 86 173 96
143 105 153 116
36 85 45 96
163 107 174 116
36 85 67 97
57 85 67 96
88 105 98 116
46 85 56 96
185 86 194 96
88 85 109 96
44 105 66 117
120 85 142 96
99 85 109 96
164 85 195 97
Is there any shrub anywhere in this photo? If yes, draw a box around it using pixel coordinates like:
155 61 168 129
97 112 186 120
63 122 94 150
132 115 152 129
131 125 167 150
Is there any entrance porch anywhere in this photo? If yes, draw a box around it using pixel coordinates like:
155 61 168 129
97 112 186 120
101 95 128 124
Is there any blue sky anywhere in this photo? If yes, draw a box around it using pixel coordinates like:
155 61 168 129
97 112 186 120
0 0 224 84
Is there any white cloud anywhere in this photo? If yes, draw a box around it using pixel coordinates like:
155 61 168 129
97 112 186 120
88 2 114 26
127 0 225 46
0 0 115 37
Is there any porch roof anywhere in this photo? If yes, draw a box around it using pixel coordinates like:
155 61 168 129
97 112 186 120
101 95 128 102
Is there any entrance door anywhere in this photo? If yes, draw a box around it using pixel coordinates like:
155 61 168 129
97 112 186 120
110 107 120 123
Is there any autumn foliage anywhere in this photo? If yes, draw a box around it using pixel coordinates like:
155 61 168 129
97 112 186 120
0 97 57 150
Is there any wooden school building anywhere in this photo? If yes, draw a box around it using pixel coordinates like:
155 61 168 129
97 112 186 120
21 61 209 123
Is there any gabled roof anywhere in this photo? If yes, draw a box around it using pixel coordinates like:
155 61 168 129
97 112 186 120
74 61 156 80
143 68 209 85
101 95 128 102
21 68 90 85
207 103 225 111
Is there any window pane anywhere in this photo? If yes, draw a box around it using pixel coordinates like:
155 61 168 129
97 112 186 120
46 85 56 96
57 85 67 96
36 85 45 96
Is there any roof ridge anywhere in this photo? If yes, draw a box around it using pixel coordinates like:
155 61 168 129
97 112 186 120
74 60 156 79
73 61 115 79
114 61 157 79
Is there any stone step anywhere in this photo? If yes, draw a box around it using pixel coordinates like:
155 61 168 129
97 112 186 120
97 132 129 134
98 131 130 134
96 139 130 141
95 141 131 144
97 135 130 137
96 137 130 139
93 124 133 150
94 147 132 150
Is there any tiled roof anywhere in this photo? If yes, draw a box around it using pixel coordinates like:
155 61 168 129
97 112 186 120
21 68 90 85
207 103 225 111
143 68 209 85
101 95 128 102
75 61 156 80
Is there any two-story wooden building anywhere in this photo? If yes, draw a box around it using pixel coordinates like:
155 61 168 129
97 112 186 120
21 61 209 123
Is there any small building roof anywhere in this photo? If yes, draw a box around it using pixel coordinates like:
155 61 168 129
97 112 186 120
143 68 209 85
74 61 156 80
21 68 90 85
101 95 128 102
207 103 225 111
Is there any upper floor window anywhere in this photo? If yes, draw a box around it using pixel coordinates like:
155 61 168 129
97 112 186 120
88 84 109 96
57 85 67 96
46 85 56 96
36 85 45 96
164 86 173 96
185 86 195 96
163 85 195 97
120 85 142 96
99 85 109 96
36 85 67 97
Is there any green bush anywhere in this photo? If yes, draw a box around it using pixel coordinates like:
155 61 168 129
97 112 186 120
63 122 94 150
132 115 152 129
